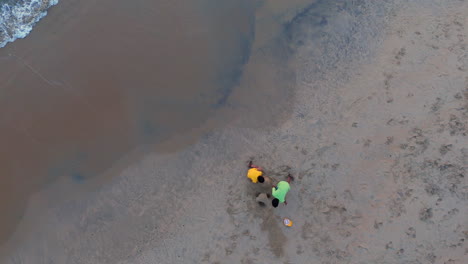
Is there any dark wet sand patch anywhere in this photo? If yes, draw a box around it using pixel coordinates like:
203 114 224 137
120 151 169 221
0 0 260 245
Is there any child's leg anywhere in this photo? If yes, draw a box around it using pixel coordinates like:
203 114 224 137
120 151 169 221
287 174 294 183
248 160 261 170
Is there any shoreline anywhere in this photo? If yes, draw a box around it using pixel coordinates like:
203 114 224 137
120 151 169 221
0 0 313 249
2 0 467 263
0 0 259 245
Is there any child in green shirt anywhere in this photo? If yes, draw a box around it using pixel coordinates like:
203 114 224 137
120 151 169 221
272 174 293 207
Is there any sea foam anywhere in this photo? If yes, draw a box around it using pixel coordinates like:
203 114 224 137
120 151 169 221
0 0 58 48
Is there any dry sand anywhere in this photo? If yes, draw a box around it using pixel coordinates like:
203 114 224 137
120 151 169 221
1 0 467 263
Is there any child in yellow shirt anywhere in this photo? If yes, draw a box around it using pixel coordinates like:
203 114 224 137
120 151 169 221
247 160 267 183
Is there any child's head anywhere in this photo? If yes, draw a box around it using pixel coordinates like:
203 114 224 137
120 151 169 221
257 176 265 183
272 198 279 208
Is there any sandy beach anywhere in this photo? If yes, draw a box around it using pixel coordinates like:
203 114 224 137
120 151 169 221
1 0 467 263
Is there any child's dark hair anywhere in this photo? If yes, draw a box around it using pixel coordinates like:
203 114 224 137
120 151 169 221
272 198 279 208
258 176 265 183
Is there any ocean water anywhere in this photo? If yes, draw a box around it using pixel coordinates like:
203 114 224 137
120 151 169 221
0 0 58 48
0 0 263 246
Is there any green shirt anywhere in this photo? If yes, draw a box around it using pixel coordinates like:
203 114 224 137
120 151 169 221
272 181 290 203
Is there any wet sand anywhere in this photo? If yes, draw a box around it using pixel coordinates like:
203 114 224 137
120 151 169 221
2 0 468 263
0 0 306 249
0 0 261 245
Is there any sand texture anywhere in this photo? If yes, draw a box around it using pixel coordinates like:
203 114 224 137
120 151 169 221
1 0 467 263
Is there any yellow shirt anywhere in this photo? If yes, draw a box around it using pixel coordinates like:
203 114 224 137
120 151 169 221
247 168 263 183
